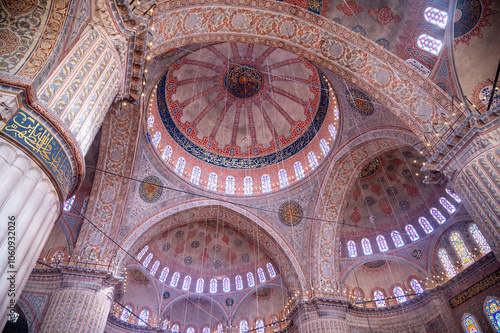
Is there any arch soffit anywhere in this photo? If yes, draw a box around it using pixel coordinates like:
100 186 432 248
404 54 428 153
119 200 307 292
232 283 290 316
126 263 164 311
149 0 461 142
161 293 229 321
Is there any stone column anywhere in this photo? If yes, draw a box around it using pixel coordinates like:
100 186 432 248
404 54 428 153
39 268 120 333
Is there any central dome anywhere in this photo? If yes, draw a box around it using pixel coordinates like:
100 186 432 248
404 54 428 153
224 64 263 98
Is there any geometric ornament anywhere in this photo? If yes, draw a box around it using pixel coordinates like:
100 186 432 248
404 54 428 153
139 175 163 203
279 201 303 226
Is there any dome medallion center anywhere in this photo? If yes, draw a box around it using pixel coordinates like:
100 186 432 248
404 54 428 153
224 64 263 99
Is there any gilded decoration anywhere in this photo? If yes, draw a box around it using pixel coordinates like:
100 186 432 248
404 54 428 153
358 158 381 179
279 201 303 226
224 65 263 99
449 269 500 308
253 287 272 299
139 175 163 203
412 249 423 260
132 270 149 283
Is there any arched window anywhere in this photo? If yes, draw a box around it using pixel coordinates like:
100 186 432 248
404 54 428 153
147 115 154 129
247 272 255 287
152 131 161 147
485 297 500 332
175 157 186 175
411 279 424 294
261 174 271 193
225 176 235 194
328 124 337 139
150 260 160 276
137 246 149 260
469 224 492 255
170 272 180 287
320 139 330 155
353 289 363 305
424 7 448 29
393 286 407 303
391 231 405 248
361 238 373 255
267 263 277 278
438 248 457 278
210 278 217 293
172 324 179 333
294 162 305 180
244 176 253 195
203 327 211 333
120 305 132 321
235 275 243 290
138 309 149 326
256 319 264 333
463 314 481 333
417 34 443 56
405 224 420 241
159 267 169 282
163 319 169 330
240 320 248 333
182 275 192 291
374 290 386 307
334 106 339 118
207 172 218 191
347 240 357 257
196 278 204 293
440 197 456 214
187 328 195 333
190 166 201 185
278 169 289 188
308 152 318 169
218 323 224 333
446 188 462 203
450 231 474 267
258 268 266 283
272 316 279 332
223 277 230 292
162 145 172 161
63 195 75 212
143 253 153 267
376 235 389 252
430 208 446 224
418 217 434 234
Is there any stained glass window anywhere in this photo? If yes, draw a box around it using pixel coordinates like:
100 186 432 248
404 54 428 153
190 166 201 185
261 174 271 193
418 217 434 234
417 34 443 56
446 188 462 203
328 124 337 139
430 208 446 224
320 139 330 156
334 106 339 119
393 286 407 303
424 7 448 29
138 309 149 326
485 297 500 332
63 195 75 212
170 272 180 287
223 277 230 292
163 320 169 330
159 267 169 283
203 327 211 333
182 275 192 291
152 131 161 147
374 290 386 307
272 316 279 332
278 169 289 188
267 262 277 278
244 176 253 195
440 197 456 214
235 275 243 290
196 278 204 293
256 319 264 333
376 235 389 252
137 246 148 260
172 324 179 333
247 272 255 287
143 253 153 268
175 157 186 175
121 305 132 321
450 231 474 267
405 224 420 241
226 176 235 194
308 152 318 169
411 279 424 294
150 260 160 276
218 323 224 333
162 145 172 161
294 162 305 180
187 328 195 333
353 289 362 305
210 278 217 293
240 320 248 333
391 231 405 248
51 250 64 266
361 238 373 255
438 248 457 278
463 314 480 333
347 240 357 257
207 172 218 191
258 268 266 283
469 224 492 255
147 115 154 129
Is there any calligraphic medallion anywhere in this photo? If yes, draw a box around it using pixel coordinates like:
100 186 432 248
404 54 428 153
279 201 303 226
224 65 263 98
139 176 163 203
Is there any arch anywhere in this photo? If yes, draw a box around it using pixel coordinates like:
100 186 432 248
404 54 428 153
162 294 229 322
462 313 482 333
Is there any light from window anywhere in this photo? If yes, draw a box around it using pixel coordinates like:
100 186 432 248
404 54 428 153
424 7 448 29
175 157 186 175
240 320 248 333
272 317 279 332
121 305 132 321
258 268 266 283
190 166 201 185
187 328 195 333
203 327 210 333
418 217 434 234
376 235 389 252
334 106 339 119
267 262 277 278
143 253 153 268
463 314 480 333
147 115 154 129
439 197 456 214
328 124 337 139
308 152 318 169
235 275 243 290
485 297 500 332
347 240 357 257
137 246 149 260
163 320 169 330
294 161 305 180
218 323 224 333
152 131 161 147
162 145 172 161
182 275 192 291
150 260 160 276
450 231 474 267
63 195 75 212
226 176 235 194
361 238 373 255
196 278 204 293
247 272 255 287
405 225 420 241
374 290 386 307
261 174 271 193
138 309 149 326
210 278 217 293
278 169 289 188
353 289 362 305
223 277 230 292
469 224 492 255
207 172 218 191
256 319 264 333
438 248 457 278
446 188 462 203
393 286 407 303
391 231 405 248
159 267 169 282
172 324 179 333
410 279 424 294
417 34 443 56
170 272 180 287
320 139 330 155
430 208 446 224
244 176 253 195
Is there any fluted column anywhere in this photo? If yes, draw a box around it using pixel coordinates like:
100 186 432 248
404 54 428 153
0 137 60 323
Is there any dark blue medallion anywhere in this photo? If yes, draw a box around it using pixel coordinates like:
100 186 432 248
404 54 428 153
224 65 263 99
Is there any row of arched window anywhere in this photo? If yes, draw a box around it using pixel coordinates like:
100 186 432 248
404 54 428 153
347 190 460 257
416 7 448 56
463 297 500 333
371 279 424 308
136 247 277 293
